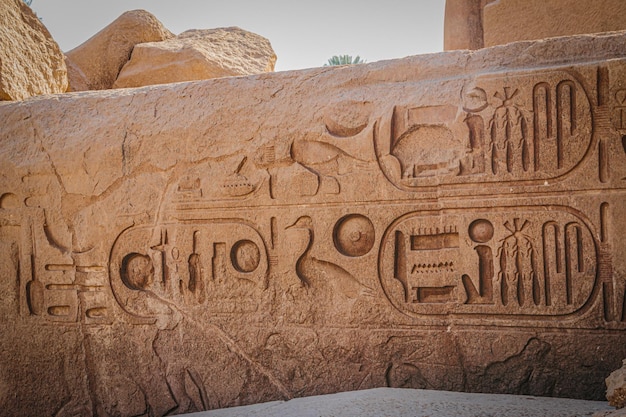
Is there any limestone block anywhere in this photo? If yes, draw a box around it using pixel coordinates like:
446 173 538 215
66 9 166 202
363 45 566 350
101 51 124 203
65 9 174 91
0 0 68 100
607 360 626 409
113 27 277 88
3 31 626 416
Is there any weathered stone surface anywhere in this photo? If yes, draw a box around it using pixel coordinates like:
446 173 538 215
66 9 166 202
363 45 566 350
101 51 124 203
444 0 626 50
607 360 626 409
2 31 626 416
595 410 626 417
593 408 626 417
113 27 277 89
65 9 173 91
0 0 68 100
195 388 611 417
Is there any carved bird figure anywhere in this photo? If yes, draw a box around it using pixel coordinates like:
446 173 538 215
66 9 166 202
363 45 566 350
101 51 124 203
286 216 375 299
290 140 370 194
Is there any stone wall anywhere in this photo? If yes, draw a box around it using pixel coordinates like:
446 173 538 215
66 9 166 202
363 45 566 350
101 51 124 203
2 31 626 416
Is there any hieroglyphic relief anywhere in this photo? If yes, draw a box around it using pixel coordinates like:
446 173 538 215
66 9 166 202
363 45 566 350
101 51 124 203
0 194 112 324
7 43 626 416
284 215 375 319
378 206 600 318
109 220 269 320
610 82 626 182
375 71 593 190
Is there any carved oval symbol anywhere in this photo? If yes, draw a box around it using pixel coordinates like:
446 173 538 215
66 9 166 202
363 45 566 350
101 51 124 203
109 221 269 319
333 214 375 257
121 253 154 291
231 240 261 273
378 206 599 319
374 71 593 190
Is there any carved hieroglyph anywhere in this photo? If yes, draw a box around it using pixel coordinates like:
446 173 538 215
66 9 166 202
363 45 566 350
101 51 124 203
2 32 626 416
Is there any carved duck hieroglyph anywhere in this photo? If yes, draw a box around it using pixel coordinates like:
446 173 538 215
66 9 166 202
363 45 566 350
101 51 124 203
286 216 375 299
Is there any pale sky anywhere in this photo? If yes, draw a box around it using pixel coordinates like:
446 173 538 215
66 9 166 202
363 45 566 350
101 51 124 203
28 0 446 72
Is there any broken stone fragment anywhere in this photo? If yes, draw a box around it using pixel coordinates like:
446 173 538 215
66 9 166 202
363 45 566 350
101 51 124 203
113 27 277 88
608 359 626 409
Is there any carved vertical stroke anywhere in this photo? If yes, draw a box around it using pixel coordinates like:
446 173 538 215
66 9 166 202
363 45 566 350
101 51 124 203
599 138 609 183
476 245 494 302
464 219 495 305
187 231 205 304
21 221 32 315
212 242 226 283
598 66 611 184
564 222 583 305
542 222 561 307
622 286 626 322
390 106 399 153
394 230 410 303
460 114 486 175
598 66 609 107
26 221 44 316
151 228 170 288
556 81 577 169
599 202 624 322
270 217 277 250
533 83 552 172
600 202 609 244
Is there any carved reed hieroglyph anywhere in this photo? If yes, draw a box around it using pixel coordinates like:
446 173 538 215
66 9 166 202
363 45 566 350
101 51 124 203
2 33 626 416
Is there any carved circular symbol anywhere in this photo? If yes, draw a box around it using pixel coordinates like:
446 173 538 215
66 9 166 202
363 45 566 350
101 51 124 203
121 253 154 291
462 86 488 113
468 219 494 243
333 214 375 257
231 240 260 273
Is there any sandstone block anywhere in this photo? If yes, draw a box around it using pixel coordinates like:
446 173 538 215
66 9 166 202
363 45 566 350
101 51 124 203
113 27 277 88
443 0 490 50
444 0 626 50
65 9 173 91
2 31 626 416
0 0 68 100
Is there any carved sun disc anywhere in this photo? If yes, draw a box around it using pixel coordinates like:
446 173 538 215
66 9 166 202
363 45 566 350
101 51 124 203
333 214 375 257
468 219 494 243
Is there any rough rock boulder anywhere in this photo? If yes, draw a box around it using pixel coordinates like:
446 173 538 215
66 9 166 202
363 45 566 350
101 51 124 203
0 0 68 100
113 27 277 88
65 9 173 91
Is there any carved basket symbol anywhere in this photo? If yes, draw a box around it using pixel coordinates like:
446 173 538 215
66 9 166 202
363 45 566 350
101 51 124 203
374 70 593 190
109 220 269 321
378 206 600 320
